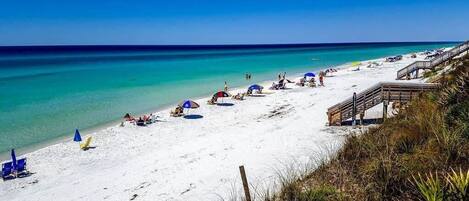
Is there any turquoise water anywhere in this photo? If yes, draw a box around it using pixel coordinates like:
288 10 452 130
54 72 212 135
0 42 456 153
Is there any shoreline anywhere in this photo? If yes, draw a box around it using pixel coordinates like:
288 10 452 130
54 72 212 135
1 43 455 157
0 66 329 160
0 49 444 201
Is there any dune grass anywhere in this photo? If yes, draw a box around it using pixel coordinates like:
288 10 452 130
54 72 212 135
267 55 469 201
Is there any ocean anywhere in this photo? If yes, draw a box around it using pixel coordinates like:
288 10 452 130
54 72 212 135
0 42 457 154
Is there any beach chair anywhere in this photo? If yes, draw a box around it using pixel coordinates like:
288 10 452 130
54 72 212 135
136 119 145 126
2 161 15 180
16 158 29 177
145 118 153 125
80 136 93 150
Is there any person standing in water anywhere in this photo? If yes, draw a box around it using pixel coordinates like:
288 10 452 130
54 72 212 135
283 72 286 79
224 81 228 92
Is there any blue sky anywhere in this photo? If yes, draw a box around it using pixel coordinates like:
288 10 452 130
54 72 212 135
0 0 468 45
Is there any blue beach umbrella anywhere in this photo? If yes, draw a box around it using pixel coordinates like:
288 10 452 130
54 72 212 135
304 72 316 77
73 129 82 142
248 84 263 91
11 149 17 170
178 100 200 109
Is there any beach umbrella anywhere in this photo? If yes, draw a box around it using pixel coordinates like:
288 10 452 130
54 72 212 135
304 72 316 77
11 149 17 170
178 100 200 109
248 84 263 91
73 129 82 142
213 91 230 98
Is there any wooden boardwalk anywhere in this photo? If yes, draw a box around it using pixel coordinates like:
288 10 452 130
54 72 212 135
327 82 439 126
396 41 469 80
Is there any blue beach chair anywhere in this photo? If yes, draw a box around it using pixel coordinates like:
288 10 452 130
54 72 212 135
16 158 29 177
2 161 15 180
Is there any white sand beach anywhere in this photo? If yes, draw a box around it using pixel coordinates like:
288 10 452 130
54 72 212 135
0 52 432 201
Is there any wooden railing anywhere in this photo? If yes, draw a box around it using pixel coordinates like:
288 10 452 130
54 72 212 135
396 41 469 80
327 82 439 126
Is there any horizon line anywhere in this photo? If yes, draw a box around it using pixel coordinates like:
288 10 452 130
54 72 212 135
0 40 462 48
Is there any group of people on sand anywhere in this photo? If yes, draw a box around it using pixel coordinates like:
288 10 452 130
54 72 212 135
296 72 326 87
123 113 158 126
271 73 301 90
125 69 329 125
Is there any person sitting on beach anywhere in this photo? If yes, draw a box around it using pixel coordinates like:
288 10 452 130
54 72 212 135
124 113 135 121
270 82 279 90
296 78 305 87
278 79 286 89
309 77 316 87
207 96 217 105
233 93 245 100
246 89 253 95
145 113 155 124
170 106 184 117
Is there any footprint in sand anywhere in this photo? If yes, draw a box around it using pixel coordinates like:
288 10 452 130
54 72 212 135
180 183 196 195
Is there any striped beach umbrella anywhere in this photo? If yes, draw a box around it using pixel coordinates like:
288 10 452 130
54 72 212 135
213 91 230 98
248 84 263 91
178 100 200 109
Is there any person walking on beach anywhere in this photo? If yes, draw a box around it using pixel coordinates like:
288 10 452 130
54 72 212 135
278 73 281 80
283 72 286 79
224 81 228 92
319 73 324 86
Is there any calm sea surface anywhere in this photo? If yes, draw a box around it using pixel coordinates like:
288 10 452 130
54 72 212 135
0 42 457 153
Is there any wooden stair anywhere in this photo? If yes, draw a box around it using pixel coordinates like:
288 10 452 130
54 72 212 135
396 41 469 80
327 82 439 126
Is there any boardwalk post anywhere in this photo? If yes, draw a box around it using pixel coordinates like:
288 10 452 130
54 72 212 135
239 165 252 201
359 112 364 126
361 94 366 125
352 92 357 126
383 101 387 120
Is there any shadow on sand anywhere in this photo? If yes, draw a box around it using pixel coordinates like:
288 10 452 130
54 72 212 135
248 94 266 97
184 114 204 119
217 103 235 106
